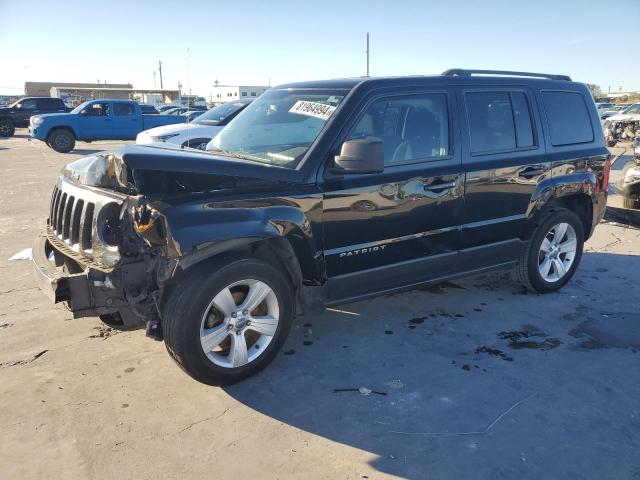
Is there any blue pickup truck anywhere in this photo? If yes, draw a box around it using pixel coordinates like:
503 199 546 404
29 99 187 152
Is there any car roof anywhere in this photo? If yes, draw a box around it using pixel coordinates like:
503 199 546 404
274 71 581 92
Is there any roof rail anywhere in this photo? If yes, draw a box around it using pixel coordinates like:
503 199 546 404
442 69 572 82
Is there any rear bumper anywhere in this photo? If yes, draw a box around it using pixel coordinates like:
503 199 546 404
32 232 127 318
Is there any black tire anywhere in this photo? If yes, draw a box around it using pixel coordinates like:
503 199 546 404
0 119 15 137
48 129 76 153
623 196 640 209
163 256 295 385
515 209 584 293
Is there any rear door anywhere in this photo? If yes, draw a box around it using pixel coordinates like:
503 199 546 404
112 102 141 139
455 87 549 269
321 89 465 302
78 102 114 139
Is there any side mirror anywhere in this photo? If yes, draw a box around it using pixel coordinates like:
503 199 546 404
334 138 384 174
80 110 88 115
15 104 22 109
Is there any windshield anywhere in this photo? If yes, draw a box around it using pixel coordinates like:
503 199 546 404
193 101 249 126
71 101 92 114
208 89 345 168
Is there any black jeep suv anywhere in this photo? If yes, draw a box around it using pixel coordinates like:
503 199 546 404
0 97 68 137
32 70 610 385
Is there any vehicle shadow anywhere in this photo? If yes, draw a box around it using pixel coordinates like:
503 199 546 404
223 252 640 478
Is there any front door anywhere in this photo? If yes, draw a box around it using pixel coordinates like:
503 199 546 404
321 90 465 302
79 102 114 140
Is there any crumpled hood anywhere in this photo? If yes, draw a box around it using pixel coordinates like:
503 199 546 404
63 144 303 197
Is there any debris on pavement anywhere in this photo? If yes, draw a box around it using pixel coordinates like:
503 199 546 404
8 248 32 261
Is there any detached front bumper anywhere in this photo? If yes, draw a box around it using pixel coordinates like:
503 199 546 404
32 232 127 318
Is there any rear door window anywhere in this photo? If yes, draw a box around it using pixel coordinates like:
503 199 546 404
465 91 535 154
541 91 594 146
114 103 135 116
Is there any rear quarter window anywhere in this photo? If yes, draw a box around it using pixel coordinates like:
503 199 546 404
541 91 594 146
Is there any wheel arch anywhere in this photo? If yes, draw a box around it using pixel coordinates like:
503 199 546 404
526 173 597 239
46 125 77 141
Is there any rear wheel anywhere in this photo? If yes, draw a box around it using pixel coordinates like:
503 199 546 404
516 209 584 293
0 119 15 137
48 129 75 153
163 257 294 385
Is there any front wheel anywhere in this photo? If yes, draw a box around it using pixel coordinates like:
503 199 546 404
48 129 76 153
163 257 294 385
0 119 15 137
516 209 584 293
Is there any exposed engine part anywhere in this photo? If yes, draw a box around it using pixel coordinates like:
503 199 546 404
604 120 640 147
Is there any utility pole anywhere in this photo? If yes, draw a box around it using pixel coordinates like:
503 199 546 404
153 71 156 89
158 61 164 89
366 32 370 77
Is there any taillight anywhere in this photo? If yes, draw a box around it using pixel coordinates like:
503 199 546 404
597 157 611 193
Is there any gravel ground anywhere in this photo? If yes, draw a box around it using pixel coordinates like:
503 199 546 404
1 131 639 479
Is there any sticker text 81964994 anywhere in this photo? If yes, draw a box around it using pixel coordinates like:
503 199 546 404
289 100 337 120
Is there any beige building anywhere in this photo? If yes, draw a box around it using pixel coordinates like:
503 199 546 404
25 82 133 97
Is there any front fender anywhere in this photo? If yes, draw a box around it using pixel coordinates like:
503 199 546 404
156 200 324 283
34 120 79 141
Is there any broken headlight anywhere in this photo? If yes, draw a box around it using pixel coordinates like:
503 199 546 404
62 153 131 191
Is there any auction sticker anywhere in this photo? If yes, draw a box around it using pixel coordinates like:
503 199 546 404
289 100 336 120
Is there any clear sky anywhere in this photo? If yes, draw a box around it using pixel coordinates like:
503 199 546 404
1 0 638 97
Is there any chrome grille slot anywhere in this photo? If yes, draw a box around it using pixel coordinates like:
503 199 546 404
80 202 94 251
62 195 74 240
56 193 67 233
70 199 84 245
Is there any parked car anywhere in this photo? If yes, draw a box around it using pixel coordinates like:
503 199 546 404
137 99 251 150
160 107 188 115
157 104 181 113
603 103 640 146
184 110 205 122
139 104 160 114
0 97 69 137
32 70 610 385
29 99 187 153
596 102 615 119
614 139 640 209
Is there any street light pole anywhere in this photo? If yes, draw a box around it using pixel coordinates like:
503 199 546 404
366 32 370 77
158 61 164 89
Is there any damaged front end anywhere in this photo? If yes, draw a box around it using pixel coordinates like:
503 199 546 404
32 152 172 339
603 118 640 147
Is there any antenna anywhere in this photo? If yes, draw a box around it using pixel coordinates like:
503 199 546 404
365 32 370 77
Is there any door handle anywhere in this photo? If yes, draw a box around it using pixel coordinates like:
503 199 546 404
423 180 457 192
105 118 112 122
519 167 545 179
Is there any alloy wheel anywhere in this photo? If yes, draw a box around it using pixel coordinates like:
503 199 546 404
199 279 280 368
537 222 577 283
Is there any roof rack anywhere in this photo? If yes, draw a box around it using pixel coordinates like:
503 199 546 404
442 69 571 82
